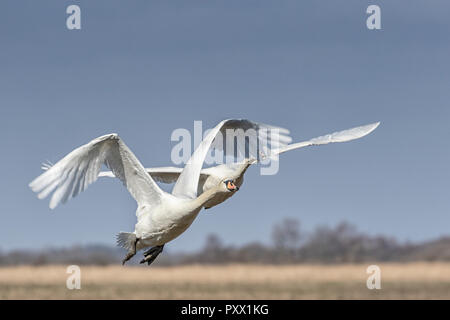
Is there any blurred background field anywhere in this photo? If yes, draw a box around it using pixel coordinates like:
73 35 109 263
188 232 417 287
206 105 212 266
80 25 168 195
1 219 449 300
1 263 450 299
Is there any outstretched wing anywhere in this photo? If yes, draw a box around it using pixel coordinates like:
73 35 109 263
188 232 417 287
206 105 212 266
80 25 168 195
100 166 185 184
42 164 203 185
140 167 183 183
29 134 164 209
272 122 380 156
172 119 292 199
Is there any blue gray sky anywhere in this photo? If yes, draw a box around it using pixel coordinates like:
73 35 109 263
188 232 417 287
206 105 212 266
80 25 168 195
1 1 449 252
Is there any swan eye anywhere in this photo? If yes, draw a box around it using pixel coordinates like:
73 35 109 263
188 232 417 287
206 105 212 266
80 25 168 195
225 180 238 191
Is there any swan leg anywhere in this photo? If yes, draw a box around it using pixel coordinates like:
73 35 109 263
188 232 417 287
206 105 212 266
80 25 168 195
139 245 164 266
122 238 139 265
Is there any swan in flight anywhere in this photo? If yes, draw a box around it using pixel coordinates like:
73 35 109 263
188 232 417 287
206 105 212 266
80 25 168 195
42 122 380 211
29 119 291 265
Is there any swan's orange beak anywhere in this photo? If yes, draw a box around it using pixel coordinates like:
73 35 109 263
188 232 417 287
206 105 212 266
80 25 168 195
226 181 238 191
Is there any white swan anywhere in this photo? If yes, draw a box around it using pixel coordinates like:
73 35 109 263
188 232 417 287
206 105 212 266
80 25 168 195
75 122 380 210
29 119 290 265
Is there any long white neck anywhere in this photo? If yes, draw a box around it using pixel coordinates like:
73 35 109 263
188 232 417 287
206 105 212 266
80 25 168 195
186 184 224 212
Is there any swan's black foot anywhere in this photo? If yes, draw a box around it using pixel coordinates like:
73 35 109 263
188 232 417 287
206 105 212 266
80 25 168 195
140 245 164 266
122 252 135 265
122 238 139 265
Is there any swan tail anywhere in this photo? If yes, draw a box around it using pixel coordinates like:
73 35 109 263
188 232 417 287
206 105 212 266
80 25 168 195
116 232 137 251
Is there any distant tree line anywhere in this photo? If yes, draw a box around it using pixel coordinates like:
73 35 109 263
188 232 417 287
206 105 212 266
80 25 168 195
1 218 449 266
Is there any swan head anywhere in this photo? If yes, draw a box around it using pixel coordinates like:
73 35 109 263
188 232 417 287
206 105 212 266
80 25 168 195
223 179 239 192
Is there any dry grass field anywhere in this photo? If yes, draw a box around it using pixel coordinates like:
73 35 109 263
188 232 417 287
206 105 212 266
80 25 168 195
1 263 449 299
